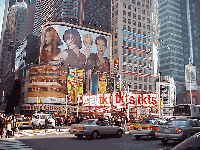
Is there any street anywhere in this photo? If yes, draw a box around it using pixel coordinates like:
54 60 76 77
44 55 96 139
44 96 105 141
15 133 181 150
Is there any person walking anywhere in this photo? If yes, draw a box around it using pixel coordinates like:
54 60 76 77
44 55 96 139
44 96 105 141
45 116 49 132
0 114 4 138
55 117 61 132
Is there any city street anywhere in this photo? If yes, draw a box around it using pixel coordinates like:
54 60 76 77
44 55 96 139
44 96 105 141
15 133 181 150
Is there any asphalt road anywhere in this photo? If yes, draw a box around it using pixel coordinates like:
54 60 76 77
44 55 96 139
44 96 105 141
17 134 183 150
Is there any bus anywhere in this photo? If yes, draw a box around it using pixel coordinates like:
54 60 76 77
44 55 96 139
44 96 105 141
173 104 200 120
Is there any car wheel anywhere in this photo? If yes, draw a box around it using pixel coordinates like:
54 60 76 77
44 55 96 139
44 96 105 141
116 130 123 138
161 138 168 145
77 135 83 139
91 131 98 139
135 135 141 140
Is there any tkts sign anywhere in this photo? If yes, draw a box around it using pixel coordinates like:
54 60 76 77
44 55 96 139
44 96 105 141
82 92 157 106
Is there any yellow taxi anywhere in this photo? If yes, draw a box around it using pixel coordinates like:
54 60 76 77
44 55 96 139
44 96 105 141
129 119 158 139
16 118 33 129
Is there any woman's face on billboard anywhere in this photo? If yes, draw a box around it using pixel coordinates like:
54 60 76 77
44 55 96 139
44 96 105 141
84 40 92 49
65 33 76 50
96 39 106 56
45 32 52 45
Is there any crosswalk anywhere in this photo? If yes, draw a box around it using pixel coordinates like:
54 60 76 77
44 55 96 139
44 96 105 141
0 139 33 150
14 128 69 138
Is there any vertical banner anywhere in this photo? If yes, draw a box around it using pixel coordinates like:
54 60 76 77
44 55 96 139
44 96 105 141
68 68 84 104
185 65 197 90
98 76 107 94
114 58 119 70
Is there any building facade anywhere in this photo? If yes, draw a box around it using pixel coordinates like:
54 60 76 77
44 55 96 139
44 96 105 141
158 0 200 98
33 0 111 37
111 0 155 93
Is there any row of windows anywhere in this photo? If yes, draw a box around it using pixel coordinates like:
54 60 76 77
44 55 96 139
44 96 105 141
122 41 151 51
123 24 150 31
28 87 64 92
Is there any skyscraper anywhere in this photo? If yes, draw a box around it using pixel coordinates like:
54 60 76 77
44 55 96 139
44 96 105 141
0 2 35 106
111 0 154 93
158 0 200 97
33 0 111 37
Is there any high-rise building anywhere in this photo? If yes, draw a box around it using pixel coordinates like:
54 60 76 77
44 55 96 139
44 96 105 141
158 0 200 101
111 0 155 93
33 0 111 37
0 2 35 107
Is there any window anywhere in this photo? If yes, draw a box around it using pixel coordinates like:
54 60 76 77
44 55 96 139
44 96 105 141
143 31 146 36
139 76 142 81
123 65 126 70
133 13 136 19
149 85 152 90
132 0 135 4
137 1 140 6
138 15 141 20
147 11 150 16
123 56 126 62
115 41 117 46
123 10 126 15
134 83 137 89
133 43 136 47
147 18 150 23
128 19 131 24
123 17 126 23
128 12 131 17
116 10 118 15
142 3 144 7
138 8 141 13
128 26 131 32
144 84 147 90
147 25 150 30
143 38 146 43
138 22 141 27
133 36 136 40
133 7 136 12
123 3 126 8
138 29 141 34
116 3 118 8
146 5 149 9
143 17 145 21
128 5 131 10
138 37 141 42
133 28 136 33
142 10 145 15
123 40 126 46
139 84 142 89
123 25 126 30
128 42 131 47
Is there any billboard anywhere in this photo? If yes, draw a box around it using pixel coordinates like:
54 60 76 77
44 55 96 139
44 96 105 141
185 65 197 90
39 22 111 72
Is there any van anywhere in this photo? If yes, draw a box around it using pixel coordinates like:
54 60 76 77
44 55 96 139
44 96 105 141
32 113 55 129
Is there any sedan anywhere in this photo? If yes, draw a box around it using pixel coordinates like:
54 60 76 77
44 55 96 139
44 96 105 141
129 119 158 139
155 119 200 145
16 118 33 129
69 119 124 139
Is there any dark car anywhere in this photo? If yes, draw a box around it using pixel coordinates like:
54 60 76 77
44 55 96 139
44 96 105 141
155 119 200 145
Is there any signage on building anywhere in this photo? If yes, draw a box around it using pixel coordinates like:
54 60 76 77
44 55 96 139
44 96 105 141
185 65 197 90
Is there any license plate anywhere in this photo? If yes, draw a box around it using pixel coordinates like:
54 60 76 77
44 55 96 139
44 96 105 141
137 128 142 131
164 129 171 133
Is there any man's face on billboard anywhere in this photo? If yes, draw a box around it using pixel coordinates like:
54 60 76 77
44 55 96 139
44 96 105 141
96 39 106 56
65 33 76 50
45 32 52 45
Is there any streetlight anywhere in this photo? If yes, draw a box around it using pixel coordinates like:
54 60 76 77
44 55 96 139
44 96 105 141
188 58 192 105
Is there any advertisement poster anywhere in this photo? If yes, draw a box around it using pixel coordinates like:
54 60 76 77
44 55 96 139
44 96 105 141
39 22 111 72
185 65 197 90
67 68 84 104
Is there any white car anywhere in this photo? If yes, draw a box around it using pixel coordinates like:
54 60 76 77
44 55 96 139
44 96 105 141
69 119 124 139
32 113 55 129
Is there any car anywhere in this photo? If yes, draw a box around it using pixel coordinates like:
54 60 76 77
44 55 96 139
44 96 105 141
32 113 55 129
157 119 167 125
69 119 124 139
155 119 200 145
125 120 140 131
16 118 33 129
129 119 159 139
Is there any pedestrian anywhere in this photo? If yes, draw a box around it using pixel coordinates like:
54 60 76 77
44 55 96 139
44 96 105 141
0 114 4 138
45 116 49 132
5 117 12 138
55 117 61 132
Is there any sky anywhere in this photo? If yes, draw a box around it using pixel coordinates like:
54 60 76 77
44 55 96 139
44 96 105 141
0 0 6 39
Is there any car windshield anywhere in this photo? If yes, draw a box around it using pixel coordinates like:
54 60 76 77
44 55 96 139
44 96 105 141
41 115 52 119
139 119 156 124
166 120 187 126
80 120 95 125
18 119 29 122
131 120 140 123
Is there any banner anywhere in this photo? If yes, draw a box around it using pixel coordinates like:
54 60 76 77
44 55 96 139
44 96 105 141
185 65 197 90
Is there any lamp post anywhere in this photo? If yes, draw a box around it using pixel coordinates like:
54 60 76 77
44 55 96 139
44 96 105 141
126 86 130 123
188 58 192 105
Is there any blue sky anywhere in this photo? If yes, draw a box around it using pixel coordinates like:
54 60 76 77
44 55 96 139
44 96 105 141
0 0 6 39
